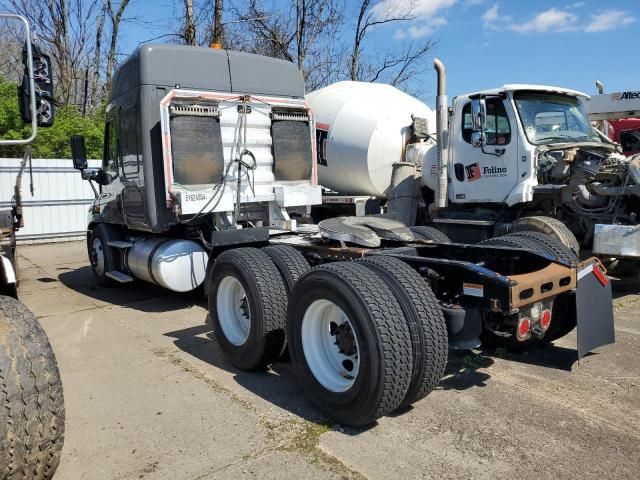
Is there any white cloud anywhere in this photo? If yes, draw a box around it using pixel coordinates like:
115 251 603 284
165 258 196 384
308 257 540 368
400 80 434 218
376 0 456 39
373 0 456 21
585 10 636 32
481 3 511 29
509 8 578 33
569 2 585 8
396 17 448 38
482 3 499 23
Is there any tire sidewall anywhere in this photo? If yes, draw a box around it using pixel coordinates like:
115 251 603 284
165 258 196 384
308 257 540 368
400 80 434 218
208 258 267 369
89 224 116 286
287 273 384 424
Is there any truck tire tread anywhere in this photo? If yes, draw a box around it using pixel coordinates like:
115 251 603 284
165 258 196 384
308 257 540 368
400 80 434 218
0 295 65 480
510 216 580 255
410 226 451 243
261 245 310 293
357 255 448 408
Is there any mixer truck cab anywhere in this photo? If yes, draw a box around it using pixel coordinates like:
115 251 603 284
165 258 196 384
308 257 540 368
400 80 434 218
429 84 599 206
71 46 615 428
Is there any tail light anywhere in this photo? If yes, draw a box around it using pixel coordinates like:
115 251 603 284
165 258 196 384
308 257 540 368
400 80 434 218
516 317 531 341
540 309 552 330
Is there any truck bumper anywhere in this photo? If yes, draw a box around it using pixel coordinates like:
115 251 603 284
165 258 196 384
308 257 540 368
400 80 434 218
575 259 615 358
592 224 640 258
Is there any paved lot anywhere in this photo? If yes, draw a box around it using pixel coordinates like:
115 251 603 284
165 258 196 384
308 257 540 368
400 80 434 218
16 241 640 479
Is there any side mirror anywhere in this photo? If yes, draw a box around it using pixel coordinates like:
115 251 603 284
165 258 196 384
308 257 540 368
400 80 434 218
471 98 486 132
70 135 88 170
471 131 485 147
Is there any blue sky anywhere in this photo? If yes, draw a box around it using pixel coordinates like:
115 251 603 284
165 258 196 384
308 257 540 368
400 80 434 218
121 0 637 105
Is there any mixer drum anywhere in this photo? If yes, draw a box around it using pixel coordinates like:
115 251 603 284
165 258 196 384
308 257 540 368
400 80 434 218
307 81 434 198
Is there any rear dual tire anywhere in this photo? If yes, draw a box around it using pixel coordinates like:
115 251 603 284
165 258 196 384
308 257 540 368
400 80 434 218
208 248 288 370
287 262 413 426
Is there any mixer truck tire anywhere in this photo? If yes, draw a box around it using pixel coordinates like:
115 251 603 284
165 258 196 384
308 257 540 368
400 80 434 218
480 233 577 266
287 262 412 427
506 231 578 266
510 216 580 255
208 248 287 371
357 256 447 409
262 245 310 293
88 224 119 287
410 226 451 243
0 295 65 480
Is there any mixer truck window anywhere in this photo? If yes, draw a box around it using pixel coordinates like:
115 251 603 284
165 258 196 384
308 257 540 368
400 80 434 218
462 99 511 145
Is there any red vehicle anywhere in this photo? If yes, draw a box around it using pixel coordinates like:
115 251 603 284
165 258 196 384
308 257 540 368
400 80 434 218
609 118 640 156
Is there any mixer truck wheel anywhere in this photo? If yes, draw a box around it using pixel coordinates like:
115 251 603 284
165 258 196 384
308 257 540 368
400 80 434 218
505 231 578 266
480 232 578 266
287 262 412 427
88 224 118 287
357 256 447 409
0 295 65 479
208 248 287 371
410 226 451 243
510 216 580 256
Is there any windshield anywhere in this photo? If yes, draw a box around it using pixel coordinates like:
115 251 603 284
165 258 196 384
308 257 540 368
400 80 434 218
513 92 600 145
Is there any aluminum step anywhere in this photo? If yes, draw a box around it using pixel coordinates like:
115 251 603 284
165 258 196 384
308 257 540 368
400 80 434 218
107 240 133 248
105 271 134 283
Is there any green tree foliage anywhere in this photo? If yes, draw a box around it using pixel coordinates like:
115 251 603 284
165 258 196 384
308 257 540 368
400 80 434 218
0 77 104 159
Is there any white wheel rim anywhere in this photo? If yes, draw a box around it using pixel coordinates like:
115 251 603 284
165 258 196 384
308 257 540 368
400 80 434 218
217 276 251 346
91 238 105 275
301 299 360 393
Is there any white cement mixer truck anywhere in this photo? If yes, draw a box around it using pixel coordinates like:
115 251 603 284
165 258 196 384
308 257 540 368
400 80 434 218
307 60 640 266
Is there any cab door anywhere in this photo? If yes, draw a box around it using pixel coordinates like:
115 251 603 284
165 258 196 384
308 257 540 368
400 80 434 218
118 101 148 228
449 97 519 203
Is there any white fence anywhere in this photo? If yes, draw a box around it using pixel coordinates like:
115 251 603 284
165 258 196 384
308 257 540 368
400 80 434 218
0 158 101 244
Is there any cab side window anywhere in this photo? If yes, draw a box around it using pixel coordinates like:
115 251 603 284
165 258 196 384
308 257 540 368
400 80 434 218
120 103 140 177
462 99 511 145
104 117 118 178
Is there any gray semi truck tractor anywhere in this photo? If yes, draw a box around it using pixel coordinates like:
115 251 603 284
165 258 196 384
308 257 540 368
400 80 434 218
71 44 615 427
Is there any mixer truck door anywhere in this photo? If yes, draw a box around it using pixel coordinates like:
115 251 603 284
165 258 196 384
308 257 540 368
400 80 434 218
449 97 519 203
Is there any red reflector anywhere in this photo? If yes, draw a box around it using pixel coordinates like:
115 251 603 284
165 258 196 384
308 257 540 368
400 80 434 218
517 317 531 340
593 265 609 287
540 310 552 330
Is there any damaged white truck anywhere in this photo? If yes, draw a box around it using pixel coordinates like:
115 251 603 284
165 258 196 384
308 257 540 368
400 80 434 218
72 45 615 427
309 60 640 267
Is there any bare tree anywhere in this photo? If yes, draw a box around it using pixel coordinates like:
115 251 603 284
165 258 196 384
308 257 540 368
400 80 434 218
229 0 340 88
212 0 223 45
90 4 106 107
105 0 130 91
3 0 102 105
184 0 197 45
348 0 434 93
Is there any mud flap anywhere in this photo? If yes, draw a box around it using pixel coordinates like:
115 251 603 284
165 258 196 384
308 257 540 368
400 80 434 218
576 261 615 359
